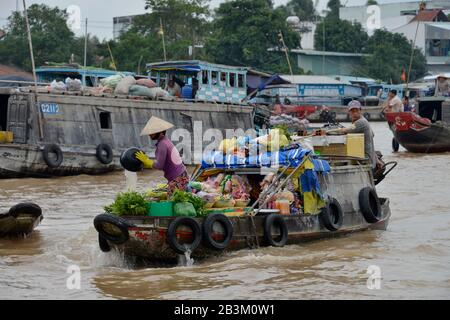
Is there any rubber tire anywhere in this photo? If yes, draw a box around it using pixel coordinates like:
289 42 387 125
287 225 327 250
364 112 371 120
167 217 202 255
8 202 42 218
96 143 114 164
359 187 382 223
98 233 111 252
202 214 233 251
263 214 288 247
392 138 400 152
43 144 63 168
93 214 132 245
319 198 344 231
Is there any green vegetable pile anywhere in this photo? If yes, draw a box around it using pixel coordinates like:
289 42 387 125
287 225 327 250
170 190 206 217
104 191 147 216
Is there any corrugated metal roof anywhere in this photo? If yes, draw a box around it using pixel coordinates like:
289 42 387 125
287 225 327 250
290 49 369 57
412 9 449 22
427 22 450 31
279 75 344 84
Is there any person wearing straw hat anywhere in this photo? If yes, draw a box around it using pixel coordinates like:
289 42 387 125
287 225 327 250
135 116 188 196
435 74 449 96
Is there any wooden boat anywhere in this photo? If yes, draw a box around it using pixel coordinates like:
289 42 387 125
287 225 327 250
0 203 43 237
93 147 392 265
0 60 256 178
386 97 450 153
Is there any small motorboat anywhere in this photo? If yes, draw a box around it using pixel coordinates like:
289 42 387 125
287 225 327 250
386 97 450 153
0 202 43 237
93 144 393 265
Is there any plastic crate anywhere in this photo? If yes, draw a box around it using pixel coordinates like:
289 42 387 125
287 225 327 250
147 201 174 217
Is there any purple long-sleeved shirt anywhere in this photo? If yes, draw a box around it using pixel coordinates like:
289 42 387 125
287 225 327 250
154 136 186 181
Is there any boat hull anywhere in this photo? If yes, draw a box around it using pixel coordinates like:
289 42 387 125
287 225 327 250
98 199 390 264
0 213 43 237
386 112 450 153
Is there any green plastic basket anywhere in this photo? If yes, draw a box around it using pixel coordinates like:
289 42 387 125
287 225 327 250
147 201 174 217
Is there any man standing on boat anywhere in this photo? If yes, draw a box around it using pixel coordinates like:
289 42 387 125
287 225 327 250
381 89 403 113
135 116 189 196
338 101 378 170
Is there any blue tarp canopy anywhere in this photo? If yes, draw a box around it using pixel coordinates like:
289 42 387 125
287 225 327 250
258 74 291 91
201 145 330 173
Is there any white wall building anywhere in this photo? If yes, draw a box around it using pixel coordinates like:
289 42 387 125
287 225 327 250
113 15 141 39
339 0 450 34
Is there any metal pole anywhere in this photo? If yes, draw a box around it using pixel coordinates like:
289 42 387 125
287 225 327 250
322 19 325 75
83 18 88 86
160 18 167 61
23 0 44 140
23 0 37 89
406 20 420 94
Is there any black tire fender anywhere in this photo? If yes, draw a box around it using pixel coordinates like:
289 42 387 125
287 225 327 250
319 198 344 231
98 233 111 252
202 214 233 251
96 143 114 164
364 112 371 120
263 214 288 247
392 138 400 152
8 202 42 218
43 144 63 168
359 187 382 223
93 214 133 245
167 217 202 255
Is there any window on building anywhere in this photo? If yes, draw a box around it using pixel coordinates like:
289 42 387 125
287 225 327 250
428 39 450 57
99 112 112 129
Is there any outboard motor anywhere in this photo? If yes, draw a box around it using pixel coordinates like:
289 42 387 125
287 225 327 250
373 151 397 185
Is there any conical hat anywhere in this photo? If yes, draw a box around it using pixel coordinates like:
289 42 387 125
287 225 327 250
140 116 174 136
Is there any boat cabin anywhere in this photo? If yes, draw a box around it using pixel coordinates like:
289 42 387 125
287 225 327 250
367 84 404 100
36 65 136 87
146 60 248 104
417 96 450 123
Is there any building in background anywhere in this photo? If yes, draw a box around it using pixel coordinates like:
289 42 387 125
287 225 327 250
339 0 450 35
113 15 142 39
392 10 450 73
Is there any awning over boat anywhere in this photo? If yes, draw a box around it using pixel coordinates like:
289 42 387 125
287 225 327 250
258 74 291 91
201 146 330 173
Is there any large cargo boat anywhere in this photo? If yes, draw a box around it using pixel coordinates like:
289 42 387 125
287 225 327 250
0 61 257 178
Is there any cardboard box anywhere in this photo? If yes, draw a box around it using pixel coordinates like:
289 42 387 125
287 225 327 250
313 134 364 158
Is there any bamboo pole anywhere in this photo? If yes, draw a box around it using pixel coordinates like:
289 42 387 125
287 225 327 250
23 0 44 140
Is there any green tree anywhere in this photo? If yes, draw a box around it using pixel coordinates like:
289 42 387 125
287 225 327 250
205 0 302 73
366 0 378 5
109 0 211 71
0 4 76 71
279 0 318 21
314 17 368 53
357 29 426 83
325 0 341 18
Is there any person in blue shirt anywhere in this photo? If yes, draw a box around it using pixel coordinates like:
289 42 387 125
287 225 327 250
402 96 413 112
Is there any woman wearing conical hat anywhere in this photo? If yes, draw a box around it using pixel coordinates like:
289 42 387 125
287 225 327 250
135 116 188 196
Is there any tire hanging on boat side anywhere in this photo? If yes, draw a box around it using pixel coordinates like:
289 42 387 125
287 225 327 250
167 217 202 255
93 214 132 245
8 202 42 218
96 143 114 164
202 214 233 251
319 198 344 231
43 144 63 168
359 187 382 223
263 214 288 247
98 233 111 252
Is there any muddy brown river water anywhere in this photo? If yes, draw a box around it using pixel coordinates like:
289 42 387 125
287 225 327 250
0 122 449 299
